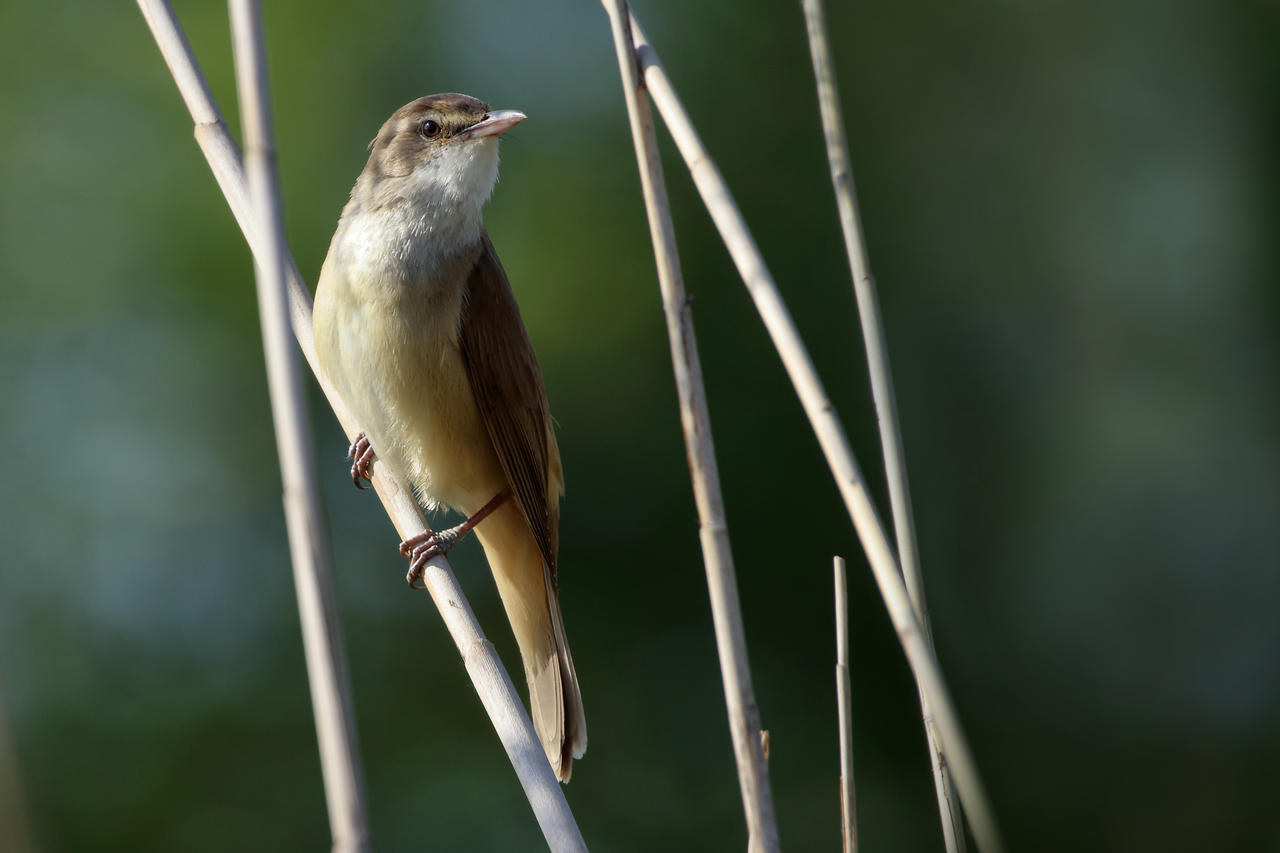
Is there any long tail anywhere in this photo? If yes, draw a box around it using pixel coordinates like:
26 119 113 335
475 503 587 781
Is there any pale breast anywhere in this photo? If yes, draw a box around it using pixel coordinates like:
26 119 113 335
314 248 506 515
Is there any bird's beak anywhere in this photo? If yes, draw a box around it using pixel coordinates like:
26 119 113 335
461 109 527 139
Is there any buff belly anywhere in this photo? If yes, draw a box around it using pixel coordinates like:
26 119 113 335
314 263 505 518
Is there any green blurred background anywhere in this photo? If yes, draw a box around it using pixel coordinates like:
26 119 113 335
2 0 1278 850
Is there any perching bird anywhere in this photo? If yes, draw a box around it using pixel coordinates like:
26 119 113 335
312 93 586 781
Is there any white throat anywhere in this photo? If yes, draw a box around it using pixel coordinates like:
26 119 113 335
334 137 500 286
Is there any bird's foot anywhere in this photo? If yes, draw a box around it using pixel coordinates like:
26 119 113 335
348 433 376 489
398 490 513 589
400 527 464 589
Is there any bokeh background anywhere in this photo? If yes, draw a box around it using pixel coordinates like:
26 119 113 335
2 0 1278 850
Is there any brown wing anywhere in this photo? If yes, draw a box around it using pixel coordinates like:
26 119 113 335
459 233 562 575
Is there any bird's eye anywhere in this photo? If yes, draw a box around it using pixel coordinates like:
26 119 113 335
420 120 441 138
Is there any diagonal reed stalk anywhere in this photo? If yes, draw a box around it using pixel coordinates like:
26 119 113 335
135 2 586 849
227 1 368 848
600 2 779 851
619 9 1005 852
799 1 966 849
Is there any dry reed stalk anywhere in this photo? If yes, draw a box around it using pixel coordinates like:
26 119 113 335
599 3 779 851
834 557 857 853
136 2 586 848
227 2 367 847
623 10 1004 852
799 1 966 848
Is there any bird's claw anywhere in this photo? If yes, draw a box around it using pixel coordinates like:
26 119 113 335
396 492 508 590
348 433 376 489
399 528 462 588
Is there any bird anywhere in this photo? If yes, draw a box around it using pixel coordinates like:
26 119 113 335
312 93 586 781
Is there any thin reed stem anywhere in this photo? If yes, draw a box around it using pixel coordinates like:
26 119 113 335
799 1 966 848
135 2 586 848
623 11 1004 852
599 3 779 851
834 557 857 853
227 2 368 848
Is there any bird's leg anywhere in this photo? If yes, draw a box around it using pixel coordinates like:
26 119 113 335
348 433 376 489
400 490 512 589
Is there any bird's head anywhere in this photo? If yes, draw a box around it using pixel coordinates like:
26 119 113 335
356 93 525 217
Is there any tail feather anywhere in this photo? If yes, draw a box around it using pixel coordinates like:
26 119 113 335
540 573 587 775
476 504 586 781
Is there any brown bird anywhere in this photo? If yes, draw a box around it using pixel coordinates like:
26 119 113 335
312 93 586 780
